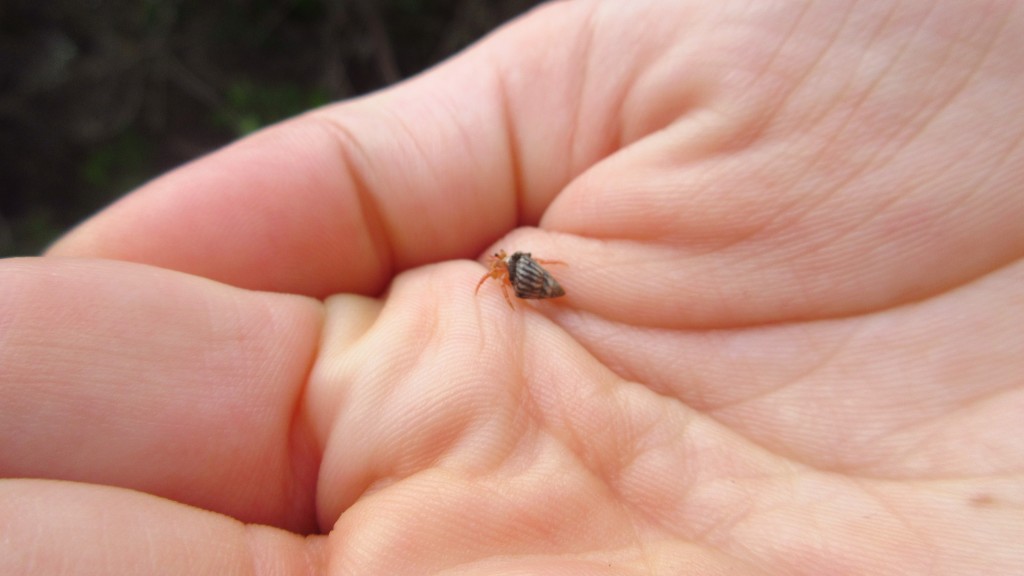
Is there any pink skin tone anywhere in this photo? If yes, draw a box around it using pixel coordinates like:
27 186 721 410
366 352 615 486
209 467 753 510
3 1 1024 574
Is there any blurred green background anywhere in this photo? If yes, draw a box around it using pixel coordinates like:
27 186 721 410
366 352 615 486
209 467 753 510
0 0 544 256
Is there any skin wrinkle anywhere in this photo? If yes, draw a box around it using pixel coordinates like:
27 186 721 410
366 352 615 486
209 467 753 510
796 4 1002 255
955 96 1024 215
569 5 847 251
548 265 1022 480
561 258 864 338
729 1 818 145
716 5 900 249
513 327 561 479
635 164 789 255
879 423 971 480
866 3 951 147
841 186 957 296
433 73 515 243
517 348 610 476
253 297 324 531
509 325 541 438
532 389 663 568
310 326 381 525
783 282 1018 475
627 513 657 576
915 43 1024 236
569 11 839 249
306 296 381 483
574 3 644 171
495 9 585 226
741 24 930 256
385 102 456 251
486 374 535 482
800 2 903 132
311 113 396 286
493 58 526 229
937 0 1012 111
286 308 326 535
608 403 698 540
556 379 689 531
843 2 1011 196
850 478 939 562
568 5 598 181
775 1 860 133
578 219 1019 329
704 322 860 415
318 276 500 522
670 476 761 557
744 6 915 245
591 22 632 168
871 391 1024 480
984 129 1024 193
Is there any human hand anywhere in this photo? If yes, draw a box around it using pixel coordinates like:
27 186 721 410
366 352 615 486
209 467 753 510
5 0 1023 573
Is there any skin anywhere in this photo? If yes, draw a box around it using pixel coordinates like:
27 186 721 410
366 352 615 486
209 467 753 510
2 0 1023 573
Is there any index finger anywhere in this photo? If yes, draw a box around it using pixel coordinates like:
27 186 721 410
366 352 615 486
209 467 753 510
46 2 624 298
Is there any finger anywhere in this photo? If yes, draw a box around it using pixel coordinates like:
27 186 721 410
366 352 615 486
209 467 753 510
541 1 1024 326
548 254 1024 476
0 479 326 575
0 258 322 532
307 263 667 560
46 1 654 298
302 263 950 575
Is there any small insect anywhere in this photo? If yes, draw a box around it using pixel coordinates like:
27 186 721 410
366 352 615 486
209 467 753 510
475 249 566 309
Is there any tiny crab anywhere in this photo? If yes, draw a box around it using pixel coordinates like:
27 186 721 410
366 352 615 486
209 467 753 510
475 249 566 309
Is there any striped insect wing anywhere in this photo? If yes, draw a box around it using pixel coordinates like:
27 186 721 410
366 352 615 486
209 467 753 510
507 252 565 299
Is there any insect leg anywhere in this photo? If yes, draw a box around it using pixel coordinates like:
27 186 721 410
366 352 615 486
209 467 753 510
475 272 493 294
500 283 516 309
533 258 566 267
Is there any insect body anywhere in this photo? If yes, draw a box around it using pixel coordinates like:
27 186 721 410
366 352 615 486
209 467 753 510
475 250 566 309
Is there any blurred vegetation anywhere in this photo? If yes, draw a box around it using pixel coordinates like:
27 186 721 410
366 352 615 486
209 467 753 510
0 0 544 256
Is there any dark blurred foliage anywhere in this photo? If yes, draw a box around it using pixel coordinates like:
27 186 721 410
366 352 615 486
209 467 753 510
0 0 545 256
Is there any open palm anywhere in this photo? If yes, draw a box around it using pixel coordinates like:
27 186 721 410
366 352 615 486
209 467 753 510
4 1 1022 573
